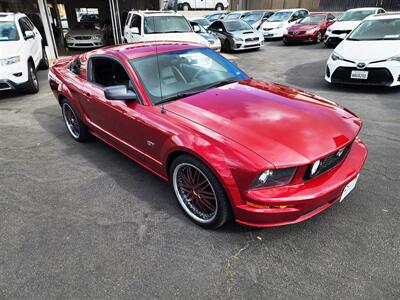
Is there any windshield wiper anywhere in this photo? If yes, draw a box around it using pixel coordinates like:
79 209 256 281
156 90 203 105
204 79 238 89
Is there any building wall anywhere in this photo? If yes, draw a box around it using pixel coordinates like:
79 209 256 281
229 0 320 10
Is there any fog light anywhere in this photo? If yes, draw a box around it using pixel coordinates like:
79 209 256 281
13 72 22 77
310 160 321 176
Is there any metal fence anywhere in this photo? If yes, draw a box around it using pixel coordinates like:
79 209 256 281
318 0 400 10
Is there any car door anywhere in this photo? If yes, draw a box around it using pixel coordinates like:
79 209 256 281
25 17 42 65
123 12 132 41
209 21 226 44
126 14 142 43
18 17 41 68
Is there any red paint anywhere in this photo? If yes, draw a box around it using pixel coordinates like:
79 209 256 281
49 42 367 227
283 13 336 44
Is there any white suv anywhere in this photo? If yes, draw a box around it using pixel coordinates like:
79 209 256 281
124 10 209 47
177 0 229 11
0 13 48 94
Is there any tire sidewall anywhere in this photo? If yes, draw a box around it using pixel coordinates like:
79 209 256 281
61 99 89 142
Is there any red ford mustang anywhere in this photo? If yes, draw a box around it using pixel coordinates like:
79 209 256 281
49 42 367 229
283 13 336 44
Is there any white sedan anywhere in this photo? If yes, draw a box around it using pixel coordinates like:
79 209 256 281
325 14 400 87
65 22 105 49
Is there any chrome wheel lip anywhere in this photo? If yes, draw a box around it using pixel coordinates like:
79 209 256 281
173 163 218 224
62 103 80 139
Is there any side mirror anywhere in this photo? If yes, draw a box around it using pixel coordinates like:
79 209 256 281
193 25 201 33
104 85 137 101
131 27 139 34
25 30 35 39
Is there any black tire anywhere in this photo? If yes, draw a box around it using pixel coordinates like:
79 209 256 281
170 155 232 229
23 62 39 94
182 3 190 11
223 39 231 53
39 47 49 70
215 3 224 10
61 98 90 142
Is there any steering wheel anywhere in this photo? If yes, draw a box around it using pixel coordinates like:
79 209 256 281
192 69 209 82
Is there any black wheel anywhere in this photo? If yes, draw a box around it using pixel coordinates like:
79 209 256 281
170 155 232 229
61 99 90 142
39 47 49 70
182 3 190 11
23 62 39 94
223 39 231 53
215 3 224 10
315 31 322 43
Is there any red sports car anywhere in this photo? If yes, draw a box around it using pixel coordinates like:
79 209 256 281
49 42 367 229
283 13 336 44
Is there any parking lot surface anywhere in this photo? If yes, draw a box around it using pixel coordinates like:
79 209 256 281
0 42 399 299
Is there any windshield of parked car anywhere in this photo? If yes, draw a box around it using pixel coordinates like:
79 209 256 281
299 15 325 24
130 48 248 105
144 16 192 34
190 22 207 33
348 18 400 41
339 10 375 21
267 11 292 22
72 22 99 30
242 12 264 24
225 13 241 20
192 18 210 27
225 20 252 31
0 22 19 41
206 13 222 22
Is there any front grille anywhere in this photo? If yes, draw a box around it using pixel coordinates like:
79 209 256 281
75 36 91 40
331 67 394 86
243 44 260 48
326 66 331 78
245 37 259 42
325 37 343 45
332 30 351 35
304 145 351 180
288 31 306 35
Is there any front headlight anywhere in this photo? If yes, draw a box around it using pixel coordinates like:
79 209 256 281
306 29 316 35
93 34 102 40
327 27 333 33
251 167 297 189
234 37 243 42
0 56 20 66
331 52 344 61
388 54 400 62
277 23 284 29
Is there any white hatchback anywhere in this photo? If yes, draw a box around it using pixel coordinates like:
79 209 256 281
260 9 309 39
0 12 48 94
325 14 400 87
123 11 209 47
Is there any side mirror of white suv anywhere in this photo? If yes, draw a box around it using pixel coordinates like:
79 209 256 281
24 30 35 40
131 27 139 34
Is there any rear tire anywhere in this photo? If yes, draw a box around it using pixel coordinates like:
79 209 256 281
315 31 322 43
215 3 224 10
223 39 231 53
170 155 232 229
182 3 190 11
23 62 39 94
39 47 49 70
61 98 90 142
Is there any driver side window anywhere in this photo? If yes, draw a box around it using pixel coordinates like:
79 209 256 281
90 57 131 88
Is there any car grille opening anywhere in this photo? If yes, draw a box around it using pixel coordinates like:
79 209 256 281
304 144 352 180
398 74 400 82
0 82 12 90
331 67 394 86
326 66 331 78
332 30 352 35
245 37 259 42
75 36 92 40
288 31 306 35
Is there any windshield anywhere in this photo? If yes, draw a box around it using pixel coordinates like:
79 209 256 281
268 11 292 22
144 16 192 34
130 48 248 105
348 18 400 41
299 15 325 24
225 13 241 20
0 22 19 41
225 20 252 31
339 10 375 22
242 12 264 24
193 18 210 27
206 13 222 22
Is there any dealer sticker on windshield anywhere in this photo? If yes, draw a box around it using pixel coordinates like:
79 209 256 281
340 175 359 202
351 70 369 80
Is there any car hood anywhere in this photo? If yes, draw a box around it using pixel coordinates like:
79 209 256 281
231 30 262 38
67 28 103 36
0 41 22 59
336 40 400 61
288 23 321 32
148 32 208 45
165 79 361 167
262 21 286 29
198 32 218 42
329 20 361 31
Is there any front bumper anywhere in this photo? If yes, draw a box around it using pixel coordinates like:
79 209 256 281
324 32 346 46
66 38 104 48
283 33 317 43
0 61 28 87
233 39 263 50
262 27 285 38
234 138 368 227
325 57 400 87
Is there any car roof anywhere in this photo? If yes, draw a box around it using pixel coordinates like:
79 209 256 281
275 8 307 12
88 42 204 61
130 10 182 17
309 12 330 16
367 13 400 20
0 12 26 21
346 7 381 12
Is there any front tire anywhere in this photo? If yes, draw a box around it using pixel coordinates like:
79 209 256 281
182 3 190 11
61 99 90 142
39 47 49 70
215 3 224 10
170 155 232 229
23 62 39 94
315 31 322 43
223 39 231 53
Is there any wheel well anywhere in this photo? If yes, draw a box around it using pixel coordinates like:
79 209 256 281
182 2 190 8
58 94 66 106
166 151 188 177
27 56 35 69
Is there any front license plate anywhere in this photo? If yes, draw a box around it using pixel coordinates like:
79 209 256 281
340 175 359 202
351 70 369 79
